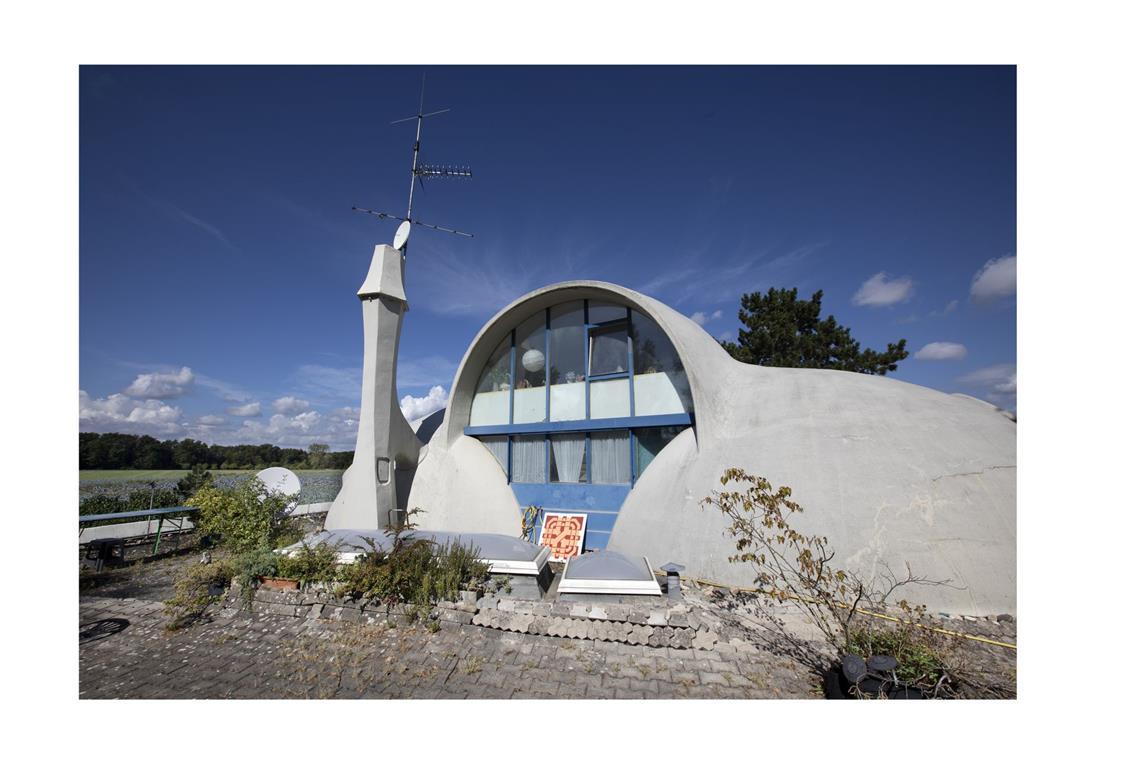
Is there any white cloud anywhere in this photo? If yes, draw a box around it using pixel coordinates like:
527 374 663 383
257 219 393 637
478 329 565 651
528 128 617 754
80 390 183 435
852 272 915 307
930 299 959 317
123 366 194 399
400 385 449 421
227 401 261 417
196 414 227 426
290 356 457 406
194 373 254 403
957 363 1017 408
215 407 360 449
272 395 311 414
915 341 968 360
689 309 723 327
970 256 1016 302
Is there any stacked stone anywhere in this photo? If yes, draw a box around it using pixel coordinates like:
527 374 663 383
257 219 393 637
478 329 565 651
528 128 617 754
243 586 731 650
469 597 725 650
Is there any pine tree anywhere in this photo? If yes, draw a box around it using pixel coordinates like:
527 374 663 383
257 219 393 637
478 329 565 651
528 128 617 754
722 288 908 375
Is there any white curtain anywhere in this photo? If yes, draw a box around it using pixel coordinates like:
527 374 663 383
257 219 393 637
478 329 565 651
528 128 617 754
590 431 631 484
551 434 586 483
511 436 546 483
481 436 508 477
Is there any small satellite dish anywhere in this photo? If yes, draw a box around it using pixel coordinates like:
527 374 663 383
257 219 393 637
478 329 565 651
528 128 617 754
392 219 412 250
255 467 302 514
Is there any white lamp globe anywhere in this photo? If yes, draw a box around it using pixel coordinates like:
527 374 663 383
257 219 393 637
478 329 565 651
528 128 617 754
521 349 545 373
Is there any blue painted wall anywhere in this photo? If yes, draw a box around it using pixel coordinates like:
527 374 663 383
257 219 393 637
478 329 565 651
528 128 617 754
510 483 631 551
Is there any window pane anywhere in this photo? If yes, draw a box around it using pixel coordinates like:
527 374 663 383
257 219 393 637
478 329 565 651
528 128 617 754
588 300 627 324
589 377 630 419
589 325 629 375
635 426 682 477
590 430 631 484
550 302 586 421
550 302 585 385
513 311 547 424
511 436 546 483
550 434 586 483
470 336 510 425
631 310 692 415
480 436 509 477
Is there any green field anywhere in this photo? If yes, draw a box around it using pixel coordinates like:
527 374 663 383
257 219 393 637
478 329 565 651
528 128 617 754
80 469 343 482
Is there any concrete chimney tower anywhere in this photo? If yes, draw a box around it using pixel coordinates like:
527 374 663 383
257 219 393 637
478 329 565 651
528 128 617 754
324 243 422 530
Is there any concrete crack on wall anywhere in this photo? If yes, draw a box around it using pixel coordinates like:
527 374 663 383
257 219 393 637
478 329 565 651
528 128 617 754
931 464 1016 483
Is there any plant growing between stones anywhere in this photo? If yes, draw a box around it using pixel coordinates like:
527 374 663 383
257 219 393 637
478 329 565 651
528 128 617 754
336 508 490 611
163 560 236 630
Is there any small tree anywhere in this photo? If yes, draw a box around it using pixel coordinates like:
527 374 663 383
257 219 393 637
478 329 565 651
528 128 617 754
188 478 294 554
307 443 330 469
701 468 953 684
722 288 908 375
176 463 213 500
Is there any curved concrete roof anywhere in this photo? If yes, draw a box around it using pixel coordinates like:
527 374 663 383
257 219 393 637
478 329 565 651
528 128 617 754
412 280 1016 615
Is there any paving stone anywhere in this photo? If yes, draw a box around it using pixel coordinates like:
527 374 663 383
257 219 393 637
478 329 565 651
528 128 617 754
693 630 718 651
669 628 694 648
79 582 840 700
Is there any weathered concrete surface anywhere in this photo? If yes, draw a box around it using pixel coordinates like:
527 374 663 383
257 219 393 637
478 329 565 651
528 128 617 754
410 280 1015 617
325 244 421 531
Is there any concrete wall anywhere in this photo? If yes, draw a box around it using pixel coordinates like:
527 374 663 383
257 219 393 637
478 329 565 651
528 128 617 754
407 280 1016 616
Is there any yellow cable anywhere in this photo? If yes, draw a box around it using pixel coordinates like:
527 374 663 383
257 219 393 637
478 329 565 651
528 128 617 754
655 571 1017 650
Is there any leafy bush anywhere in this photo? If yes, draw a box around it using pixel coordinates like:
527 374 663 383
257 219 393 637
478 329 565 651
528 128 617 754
231 548 281 588
277 541 342 584
189 478 294 554
80 487 180 517
846 622 944 688
163 560 235 629
338 535 489 609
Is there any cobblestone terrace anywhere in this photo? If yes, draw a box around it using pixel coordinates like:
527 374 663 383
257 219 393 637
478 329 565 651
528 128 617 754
79 595 820 699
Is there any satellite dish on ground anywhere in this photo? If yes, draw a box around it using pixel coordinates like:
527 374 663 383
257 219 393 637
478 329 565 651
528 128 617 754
392 219 411 250
256 467 302 513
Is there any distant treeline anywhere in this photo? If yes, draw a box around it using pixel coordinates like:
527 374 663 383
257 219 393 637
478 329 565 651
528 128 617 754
79 432 353 471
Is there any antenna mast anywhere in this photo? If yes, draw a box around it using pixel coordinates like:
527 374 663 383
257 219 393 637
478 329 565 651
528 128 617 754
352 73 473 255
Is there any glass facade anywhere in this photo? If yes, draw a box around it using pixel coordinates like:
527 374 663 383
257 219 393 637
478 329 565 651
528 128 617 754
468 298 692 488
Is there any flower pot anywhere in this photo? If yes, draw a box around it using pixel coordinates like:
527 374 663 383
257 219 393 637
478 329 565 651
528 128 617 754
259 576 300 591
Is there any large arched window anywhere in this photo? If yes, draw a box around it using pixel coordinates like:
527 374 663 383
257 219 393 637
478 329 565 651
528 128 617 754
465 299 692 489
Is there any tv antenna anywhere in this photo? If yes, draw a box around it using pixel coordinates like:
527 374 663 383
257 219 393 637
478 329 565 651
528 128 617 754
352 74 474 254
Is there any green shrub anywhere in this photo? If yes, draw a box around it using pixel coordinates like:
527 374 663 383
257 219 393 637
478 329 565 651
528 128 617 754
277 541 342 584
176 464 213 500
231 548 280 588
80 488 180 517
846 623 944 688
338 537 489 609
164 560 235 629
189 478 293 554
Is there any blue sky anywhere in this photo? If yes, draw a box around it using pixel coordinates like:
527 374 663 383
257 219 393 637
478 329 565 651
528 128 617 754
80 65 1016 450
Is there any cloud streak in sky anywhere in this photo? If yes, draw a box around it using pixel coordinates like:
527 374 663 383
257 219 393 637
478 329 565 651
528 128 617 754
970 255 1016 302
915 341 968 360
124 366 194 398
852 272 915 307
